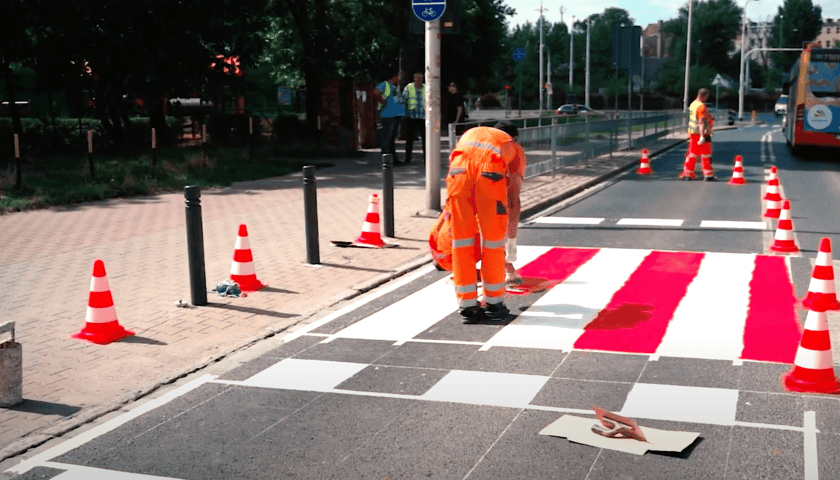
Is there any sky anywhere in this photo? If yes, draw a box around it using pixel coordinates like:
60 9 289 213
503 0 840 31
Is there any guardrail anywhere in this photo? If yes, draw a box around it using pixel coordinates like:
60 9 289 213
448 112 686 180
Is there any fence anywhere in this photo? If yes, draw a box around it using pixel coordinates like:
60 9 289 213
448 112 686 180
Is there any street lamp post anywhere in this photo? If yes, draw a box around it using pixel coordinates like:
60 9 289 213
738 0 761 120
569 16 575 88
683 0 693 112
585 18 591 108
537 0 546 116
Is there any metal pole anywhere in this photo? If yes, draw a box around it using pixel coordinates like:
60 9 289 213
739 0 758 120
382 154 395 237
87 130 95 179
683 0 693 113
550 117 557 177
424 18 442 214
249 117 254 159
569 17 574 88
585 19 591 108
303 165 320 265
13 133 21 189
538 0 545 115
151 127 158 177
184 186 207 306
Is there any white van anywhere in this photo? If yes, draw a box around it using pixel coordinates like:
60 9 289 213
775 95 788 116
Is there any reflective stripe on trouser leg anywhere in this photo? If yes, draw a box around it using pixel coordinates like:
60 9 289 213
476 163 508 305
449 195 480 308
701 155 713 176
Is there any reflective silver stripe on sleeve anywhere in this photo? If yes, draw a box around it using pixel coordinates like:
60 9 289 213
453 237 475 248
483 238 506 249
455 283 477 294
448 167 466 176
483 281 506 293
462 140 501 155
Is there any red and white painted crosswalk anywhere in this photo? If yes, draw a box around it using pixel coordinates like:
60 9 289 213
326 246 804 364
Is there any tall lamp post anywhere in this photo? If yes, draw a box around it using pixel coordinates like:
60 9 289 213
569 16 575 89
537 0 547 115
585 18 591 107
738 0 761 120
683 0 693 112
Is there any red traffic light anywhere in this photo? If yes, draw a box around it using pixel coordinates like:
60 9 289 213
505 85 510 90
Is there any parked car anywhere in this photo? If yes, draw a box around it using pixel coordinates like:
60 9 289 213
775 95 788 116
556 104 607 117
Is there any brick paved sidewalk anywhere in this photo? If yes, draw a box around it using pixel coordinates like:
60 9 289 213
0 130 685 464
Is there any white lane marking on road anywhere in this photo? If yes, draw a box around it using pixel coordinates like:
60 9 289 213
531 217 605 225
241 359 368 391
282 264 437 344
617 218 684 227
620 383 739 426
421 370 549 408
652 252 753 361
804 411 820 480
40 462 185 480
6 374 216 475
481 248 650 352
700 220 768 230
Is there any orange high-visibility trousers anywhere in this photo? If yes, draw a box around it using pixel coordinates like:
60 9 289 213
446 127 516 308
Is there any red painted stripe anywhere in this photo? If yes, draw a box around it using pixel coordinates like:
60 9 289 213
365 213 380 223
88 290 114 308
573 251 704 353
517 247 600 282
801 330 832 351
741 255 802 363
777 219 793 230
233 249 253 262
812 265 834 280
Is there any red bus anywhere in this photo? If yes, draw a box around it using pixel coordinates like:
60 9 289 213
783 44 840 152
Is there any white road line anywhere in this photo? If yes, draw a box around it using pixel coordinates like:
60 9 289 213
481 248 650 351
6 374 217 475
804 411 819 480
40 462 185 480
531 217 605 225
616 218 684 227
700 220 768 230
620 383 739 426
652 252 753 361
282 264 436 343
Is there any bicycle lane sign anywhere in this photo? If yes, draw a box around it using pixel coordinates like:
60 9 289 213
413 0 446 22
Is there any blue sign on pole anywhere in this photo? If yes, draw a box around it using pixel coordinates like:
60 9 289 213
412 0 446 22
513 48 527 61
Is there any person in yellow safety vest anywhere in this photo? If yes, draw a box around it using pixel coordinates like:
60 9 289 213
372 71 405 164
402 72 426 164
681 88 717 181
447 126 518 323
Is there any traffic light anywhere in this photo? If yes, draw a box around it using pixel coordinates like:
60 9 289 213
505 85 511 90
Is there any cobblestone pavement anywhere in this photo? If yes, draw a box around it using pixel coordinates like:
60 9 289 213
0 124 686 463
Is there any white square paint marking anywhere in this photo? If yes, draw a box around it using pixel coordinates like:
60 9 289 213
242 359 367 392
617 218 684 227
620 383 739 426
700 220 768 230
531 217 605 225
421 370 549 408
41 463 184 480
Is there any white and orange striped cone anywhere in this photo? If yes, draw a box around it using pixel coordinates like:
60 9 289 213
763 186 783 220
72 259 134 345
637 149 653 174
781 309 840 394
355 193 387 248
729 155 746 185
769 199 800 253
763 165 779 200
230 224 267 292
802 237 840 312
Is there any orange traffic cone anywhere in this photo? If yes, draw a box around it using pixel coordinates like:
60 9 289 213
763 165 779 200
230 224 267 291
769 199 799 253
763 176 783 219
355 193 387 248
72 260 134 345
637 149 653 174
802 237 840 312
729 155 746 185
782 309 840 394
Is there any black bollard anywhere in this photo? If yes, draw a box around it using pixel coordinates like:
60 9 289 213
382 154 395 238
184 186 207 306
303 166 320 264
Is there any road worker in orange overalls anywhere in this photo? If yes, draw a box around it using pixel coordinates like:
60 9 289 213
447 126 518 323
493 121 526 287
681 88 717 181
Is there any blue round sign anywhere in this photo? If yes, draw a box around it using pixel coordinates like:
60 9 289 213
513 48 527 61
412 0 446 22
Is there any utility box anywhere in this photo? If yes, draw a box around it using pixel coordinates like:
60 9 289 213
0 321 22 407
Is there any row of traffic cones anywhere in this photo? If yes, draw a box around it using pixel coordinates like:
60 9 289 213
74 194 389 345
636 151 748 185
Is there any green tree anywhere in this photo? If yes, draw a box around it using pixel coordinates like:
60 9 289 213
770 0 823 79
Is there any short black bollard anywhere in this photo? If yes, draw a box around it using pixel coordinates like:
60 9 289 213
303 166 320 264
185 186 207 306
151 127 158 177
87 130 96 179
13 133 22 190
381 154 395 238
249 117 255 159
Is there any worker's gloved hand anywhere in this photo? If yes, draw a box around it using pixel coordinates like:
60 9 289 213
698 136 706 145
506 237 517 263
